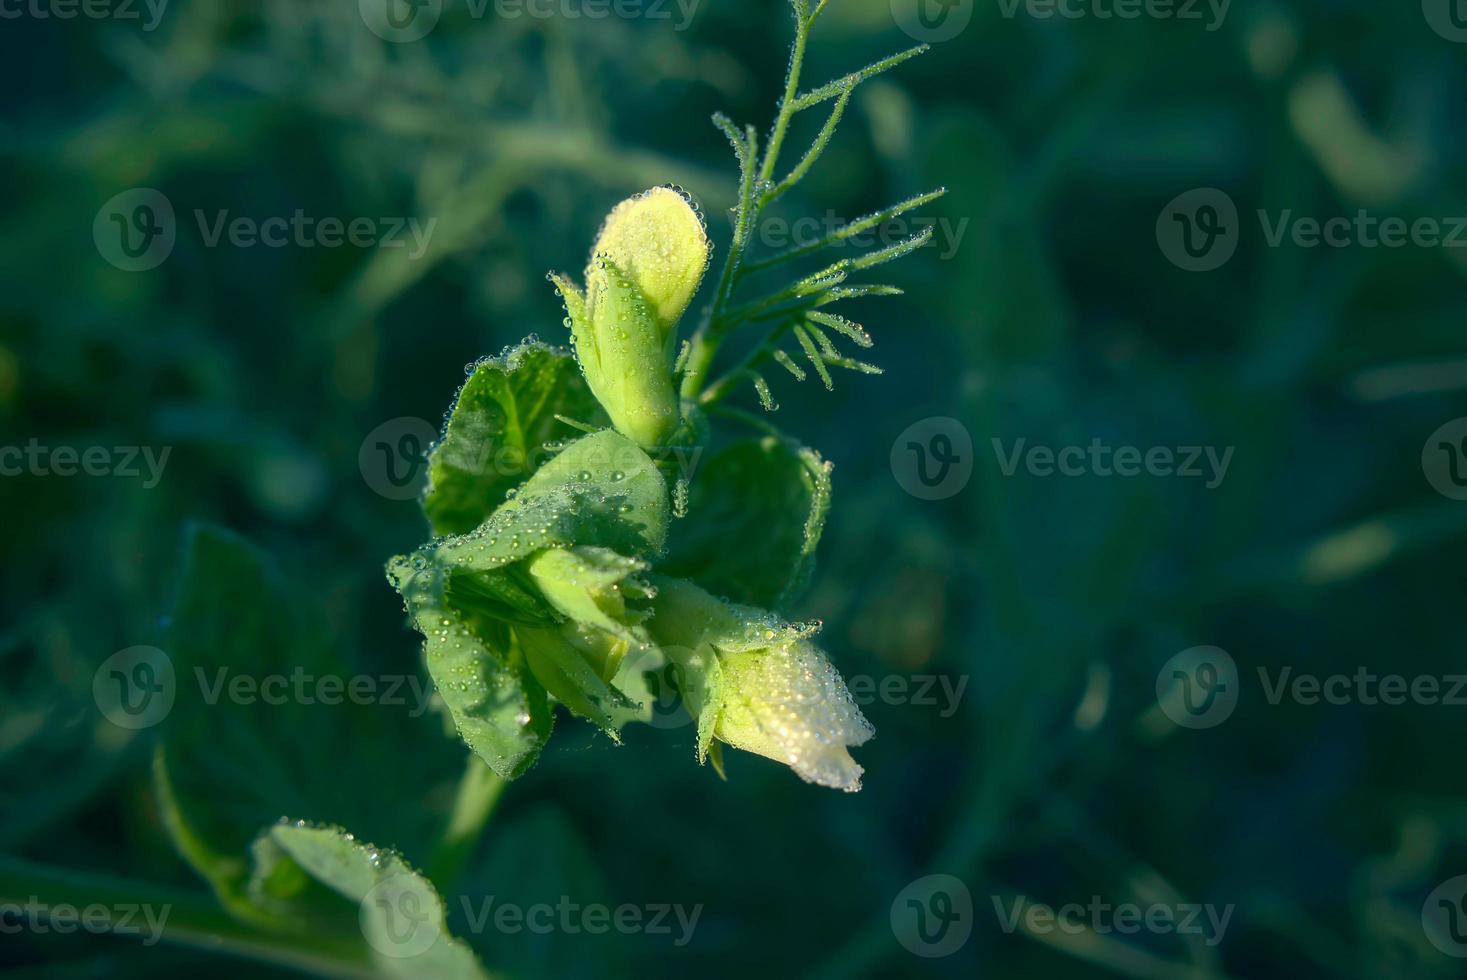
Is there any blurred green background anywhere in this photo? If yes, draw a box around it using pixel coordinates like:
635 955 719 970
3 0 1467 977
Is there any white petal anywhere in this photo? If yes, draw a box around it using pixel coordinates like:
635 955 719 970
717 641 874 792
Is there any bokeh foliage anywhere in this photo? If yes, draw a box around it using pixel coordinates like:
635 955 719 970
3 0 1467 978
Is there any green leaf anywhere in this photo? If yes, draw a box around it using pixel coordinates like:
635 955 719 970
431 429 670 571
444 564 560 628
157 525 457 916
252 822 490 980
392 430 670 776
741 188 946 273
791 44 930 111
423 342 606 537
661 437 832 609
388 556 554 781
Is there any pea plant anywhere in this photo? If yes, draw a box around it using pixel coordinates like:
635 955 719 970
392 1 942 796
9 5 942 978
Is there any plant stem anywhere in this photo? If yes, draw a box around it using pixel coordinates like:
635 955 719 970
680 1 813 402
757 3 812 186
427 755 508 889
0 857 376 979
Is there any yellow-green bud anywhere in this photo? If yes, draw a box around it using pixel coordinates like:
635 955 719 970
553 188 711 449
588 186 710 337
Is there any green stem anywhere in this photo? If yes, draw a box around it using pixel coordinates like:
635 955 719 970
684 133 760 401
0 857 375 979
757 3 813 186
427 755 508 889
681 1 813 402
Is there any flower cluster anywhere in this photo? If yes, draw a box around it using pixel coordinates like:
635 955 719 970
392 189 875 790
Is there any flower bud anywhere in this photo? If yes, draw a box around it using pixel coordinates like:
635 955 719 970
588 186 710 336
553 188 711 449
646 577 874 792
515 546 657 735
526 546 650 677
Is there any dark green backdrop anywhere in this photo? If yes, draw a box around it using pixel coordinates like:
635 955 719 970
3 0 1466 977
